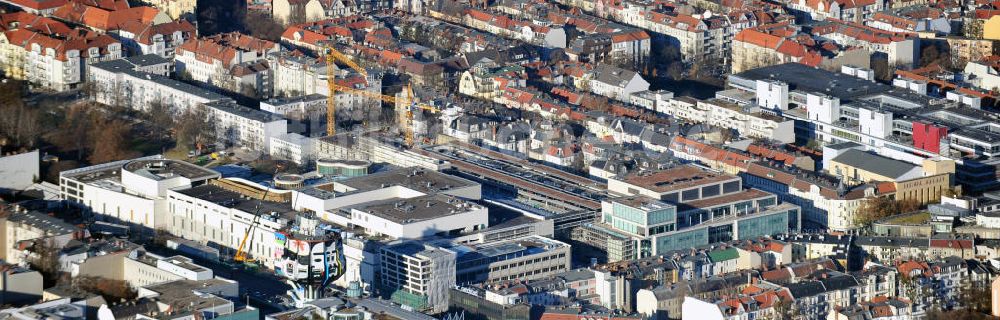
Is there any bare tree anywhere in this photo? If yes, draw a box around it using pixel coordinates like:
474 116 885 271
667 61 684 81
175 106 216 153
51 103 95 160
141 101 175 141
73 276 137 302
0 80 40 150
243 12 284 42
851 197 922 227
27 239 62 281
88 118 138 164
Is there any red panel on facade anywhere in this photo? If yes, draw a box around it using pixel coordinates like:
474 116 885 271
912 121 947 153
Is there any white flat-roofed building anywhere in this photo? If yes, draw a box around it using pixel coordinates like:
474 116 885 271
289 167 482 219
155 255 213 281
380 242 456 313
59 156 219 235
608 165 743 203
69 241 215 287
89 58 229 113
165 179 298 269
657 97 795 143
315 135 452 171
260 94 327 121
381 235 571 313
270 133 316 165
345 194 487 240
204 100 288 153
445 235 571 284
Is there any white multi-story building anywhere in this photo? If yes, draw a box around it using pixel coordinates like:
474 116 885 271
1 207 80 266
811 19 918 67
315 135 452 171
268 51 382 110
69 241 215 288
380 242 457 313
785 0 881 22
269 51 328 96
381 235 571 313
269 132 316 165
660 97 795 143
59 156 220 235
964 58 1000 92
165 179 298 269
343 194 487 239
261 94 327 120
261 94 327 137
204 100 288 153
89 57 229 112
729 63 942 165
113 20 196 59
0 24 121 90
635 12 729 63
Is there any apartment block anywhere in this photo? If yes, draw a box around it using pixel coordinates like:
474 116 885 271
89 56 229 112
203 100 288 153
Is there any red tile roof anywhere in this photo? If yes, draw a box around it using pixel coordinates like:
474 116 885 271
6 0 67 10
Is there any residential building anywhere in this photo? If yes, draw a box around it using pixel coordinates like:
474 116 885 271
679 283 791 320
0 206 81 266
785 0 881 22
272 0 326 25
663 97 796 143
141 0 197 20
203 100 288 153
640 12 729 63
0 13 122 90
964 56 1000 92
732 22 870 73
113 19 196 58
269 133 316 165
0 0 66 15
809 18 918 67
588 64 649 102
866 7 951 35
784 270 862 318
89 56 229 113
174 32 278 95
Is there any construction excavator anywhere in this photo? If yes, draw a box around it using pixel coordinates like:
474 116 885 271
323 45 440 146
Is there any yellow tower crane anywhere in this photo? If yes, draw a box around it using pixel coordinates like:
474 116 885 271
323 46 439 145
325 46 369 137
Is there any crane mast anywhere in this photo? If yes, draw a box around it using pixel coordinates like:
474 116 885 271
323 46 438 146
